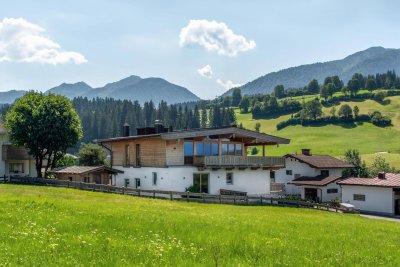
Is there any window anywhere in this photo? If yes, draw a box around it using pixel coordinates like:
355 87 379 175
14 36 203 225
226 173 233 185
124 178 130 187
235 144 243 156
221 144 228 155
84 177 89 183
152 172 157 185
196 142 204 156
353 194 365 201
184 142 194 164
135 144 141 166
9 163 24 174
327 188 338 194
321 170 330 177
228 144 235 155
125 144 130 167
68 177 73 181
193 173 209 193
212 143 219 156
204 143 212 156
135 178 141 189
286 170 293 175
270 171 275 183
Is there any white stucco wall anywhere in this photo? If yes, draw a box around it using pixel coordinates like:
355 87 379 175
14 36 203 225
275 157 344 195
0 134 8 177
299 182 341 202
113 166 271 195
341 185 394 214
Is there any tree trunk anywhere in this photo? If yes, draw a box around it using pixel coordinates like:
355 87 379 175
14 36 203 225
36 157 43 178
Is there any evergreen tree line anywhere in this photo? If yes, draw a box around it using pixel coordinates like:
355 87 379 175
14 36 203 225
72 97 236 144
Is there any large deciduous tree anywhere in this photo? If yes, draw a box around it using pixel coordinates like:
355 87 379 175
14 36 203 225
5 92 82 177
78 143 107 166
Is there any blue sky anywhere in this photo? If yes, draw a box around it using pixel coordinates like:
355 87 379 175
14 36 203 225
0 0 399 99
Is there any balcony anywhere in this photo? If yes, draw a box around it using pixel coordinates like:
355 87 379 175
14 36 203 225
192 156 285 168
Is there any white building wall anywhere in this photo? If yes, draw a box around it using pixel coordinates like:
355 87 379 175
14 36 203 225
299 182 341 202
341 185 394 214
113 166 271 195
275 157 344 195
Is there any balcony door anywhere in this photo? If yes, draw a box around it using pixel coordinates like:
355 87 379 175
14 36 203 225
193 173 209 193
135 144 141 167
184 142 194 165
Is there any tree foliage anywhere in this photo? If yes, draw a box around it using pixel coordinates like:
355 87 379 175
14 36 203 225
5 92 82 177
78 143 107 166
342 149 369 178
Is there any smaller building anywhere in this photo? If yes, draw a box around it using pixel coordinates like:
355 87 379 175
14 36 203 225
274 149 353 197
288 175 342 202
338 173 400 216
50 166 124 185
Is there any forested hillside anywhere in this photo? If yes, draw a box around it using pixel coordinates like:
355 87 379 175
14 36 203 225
226 46 400 96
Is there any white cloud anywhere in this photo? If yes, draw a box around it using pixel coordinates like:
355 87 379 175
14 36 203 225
0 17 87 65
216 79 243 90
179 19 256 56
197 64 212 78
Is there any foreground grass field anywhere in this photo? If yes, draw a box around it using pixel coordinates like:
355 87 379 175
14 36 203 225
1 185 400 266
237 95 400 159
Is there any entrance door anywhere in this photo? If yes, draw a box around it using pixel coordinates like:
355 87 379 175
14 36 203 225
395 199 400 215
193 173 209 193
304 188 318 202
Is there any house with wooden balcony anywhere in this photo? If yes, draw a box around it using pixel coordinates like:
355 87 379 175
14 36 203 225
97 121 290 196
0 122 37 177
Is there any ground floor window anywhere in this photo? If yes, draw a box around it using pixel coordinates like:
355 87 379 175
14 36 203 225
327 188 338 194
353 194 365 201
9 163 24 174
270 171 275 183
135 178 141 189
193 173 209 193
152 172 157 185
226 173 233 185
286 170 292 175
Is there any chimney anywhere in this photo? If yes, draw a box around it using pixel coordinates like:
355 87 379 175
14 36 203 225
123 123 130 137
378 172 386 179
301 149 311 156
154 120 165 134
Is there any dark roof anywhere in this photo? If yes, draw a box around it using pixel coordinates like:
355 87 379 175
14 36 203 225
289 175 342 186
338 173 400 188
50 166 124 175
98 126 290 145
285 154 353 169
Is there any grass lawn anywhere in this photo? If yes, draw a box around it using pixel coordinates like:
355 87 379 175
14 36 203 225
1 185 400 266
237 95 400 160
362 152 400 169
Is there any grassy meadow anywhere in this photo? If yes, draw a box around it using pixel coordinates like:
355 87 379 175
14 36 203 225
0 185 400 266
237 94 400 161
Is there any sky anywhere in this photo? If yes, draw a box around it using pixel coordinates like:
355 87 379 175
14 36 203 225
0 0 399 99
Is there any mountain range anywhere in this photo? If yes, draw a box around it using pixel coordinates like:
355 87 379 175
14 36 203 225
1 46 400 104
225 46 400 96
0 76 201 104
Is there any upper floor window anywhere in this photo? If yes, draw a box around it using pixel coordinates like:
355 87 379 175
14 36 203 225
270 171 275 183
212 143 219 156
204 143 212 156
235 144 243 156
196 142 204 156
222 144 228 155
228 144 235 155
124 144 130 167
184 142 194 156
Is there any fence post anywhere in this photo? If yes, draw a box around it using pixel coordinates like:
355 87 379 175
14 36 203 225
219 194 222 204
153 190 155 198
80 182 83 190
233 194 236 205
122 187 125 195
186 191 189 202
202 193 205 203
138 189 141 197
260 196 263 205
92 184 95 192
170 191 173 200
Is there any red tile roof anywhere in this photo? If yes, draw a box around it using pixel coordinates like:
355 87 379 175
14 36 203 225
338 173 400 188
50 166 123 175
285 154 353 169
288 175 342 186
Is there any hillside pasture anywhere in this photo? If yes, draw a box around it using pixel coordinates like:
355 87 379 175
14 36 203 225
0 185 400 266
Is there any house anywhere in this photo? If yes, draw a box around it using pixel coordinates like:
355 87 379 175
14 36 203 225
0 122 37 177
274 149 353 201
338 173 400 216
49 166 124 185
97 122 290 195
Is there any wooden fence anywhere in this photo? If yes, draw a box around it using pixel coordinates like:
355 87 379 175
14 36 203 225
0 176 357 213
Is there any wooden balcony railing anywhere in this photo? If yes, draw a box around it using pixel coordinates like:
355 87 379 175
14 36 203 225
194 156 285 168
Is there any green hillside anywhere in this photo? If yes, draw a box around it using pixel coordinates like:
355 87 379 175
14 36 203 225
237 95 400 168
1 185 400 266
